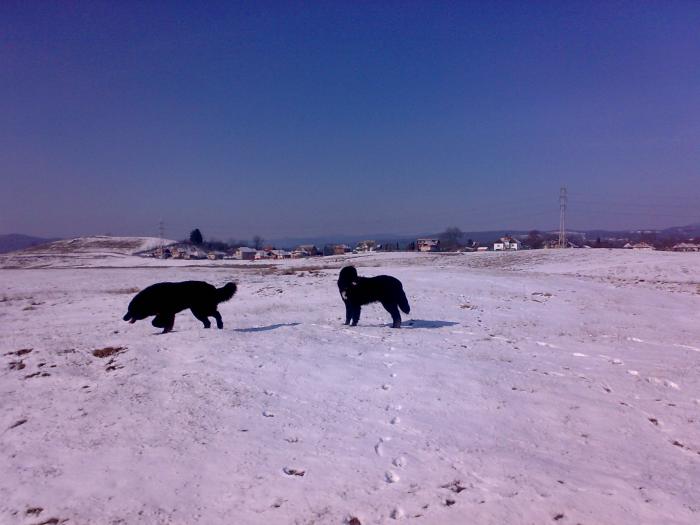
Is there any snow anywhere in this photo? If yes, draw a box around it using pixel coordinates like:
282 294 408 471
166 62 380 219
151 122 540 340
1 247 699 524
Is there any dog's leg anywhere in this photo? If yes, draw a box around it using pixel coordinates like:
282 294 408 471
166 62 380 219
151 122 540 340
190 308 211 328
343 300 352 325
350 305 361 326
382 302 402 328
160 313 176 334
152 314 165 328
212 310 223 329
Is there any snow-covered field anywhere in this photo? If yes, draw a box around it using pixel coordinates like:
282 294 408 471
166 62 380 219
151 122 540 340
1 248 699 524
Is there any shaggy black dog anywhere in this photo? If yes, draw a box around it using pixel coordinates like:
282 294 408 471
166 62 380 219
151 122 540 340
123 281 237 333
337 266 410 328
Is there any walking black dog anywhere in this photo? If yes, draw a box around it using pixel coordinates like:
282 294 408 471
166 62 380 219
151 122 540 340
337 266 410 328
123 281 237 333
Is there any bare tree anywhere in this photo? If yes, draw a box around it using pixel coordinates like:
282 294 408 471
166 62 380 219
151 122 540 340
439 227 463 251
252 235 264 250
525 230 544 249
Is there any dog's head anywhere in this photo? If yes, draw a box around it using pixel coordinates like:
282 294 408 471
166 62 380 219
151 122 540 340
123 309 148 323
123 290 150 323
338 266 359 300
338 266 358 290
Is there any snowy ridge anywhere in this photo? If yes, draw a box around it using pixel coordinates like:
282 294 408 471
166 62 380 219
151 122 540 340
0 250 699 524
0 236 178 269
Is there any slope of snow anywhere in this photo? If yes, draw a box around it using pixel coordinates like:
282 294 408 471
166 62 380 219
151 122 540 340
0 236 178 269
0 250 698 524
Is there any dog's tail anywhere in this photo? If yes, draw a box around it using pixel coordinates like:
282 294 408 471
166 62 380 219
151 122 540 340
216 282 237 303
398 289 410 314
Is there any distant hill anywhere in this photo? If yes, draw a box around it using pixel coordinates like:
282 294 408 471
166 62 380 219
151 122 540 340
0 236 180 269
17 236 176 256
660 223 700 239
268 222 700 248
0 234 60 254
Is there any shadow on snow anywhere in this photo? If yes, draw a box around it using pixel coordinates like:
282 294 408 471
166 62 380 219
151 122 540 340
234 322 301 333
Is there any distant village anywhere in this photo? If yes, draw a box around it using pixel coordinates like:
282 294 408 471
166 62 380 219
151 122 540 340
139 227 700 260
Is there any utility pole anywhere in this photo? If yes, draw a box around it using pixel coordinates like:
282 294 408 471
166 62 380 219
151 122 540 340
157 219 166 258
558 187 567 248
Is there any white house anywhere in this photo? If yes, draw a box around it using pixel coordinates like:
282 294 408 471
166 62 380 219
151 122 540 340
270 250 291 259
235 247 257 260
417 238 440 252
672 242 700 252
355 240 377 253
493 236 521 251
624 242 654 250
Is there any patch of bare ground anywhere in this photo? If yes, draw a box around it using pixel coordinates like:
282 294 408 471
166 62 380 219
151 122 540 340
92 346 126 358
33 518 68 525
106 287 140 294
92 347 127 372
24 371 50 379
0 294 35 303
5 348 32 356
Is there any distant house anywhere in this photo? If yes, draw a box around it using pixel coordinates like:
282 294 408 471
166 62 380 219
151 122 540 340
493 236 521 251
333 244 351 255
544 239 579 249
271 249 291 259
296 244 320 256
476 246 489 252
161 243 205 259
417 238 440 252
207 251 226 260
355 240 377 253
624 242 654 250
255 250 272 260
672 242 700 252
235 247 257 260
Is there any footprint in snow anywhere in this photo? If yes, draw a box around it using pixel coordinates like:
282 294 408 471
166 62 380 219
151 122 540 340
385 471 400 483
375 437 391 456
393 456 407 468
647 377 680 390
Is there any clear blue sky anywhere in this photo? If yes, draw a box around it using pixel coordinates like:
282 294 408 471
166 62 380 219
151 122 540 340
2 1 699 240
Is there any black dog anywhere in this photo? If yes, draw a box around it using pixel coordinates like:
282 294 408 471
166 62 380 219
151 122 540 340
337 266 410 328
123 281 237 333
